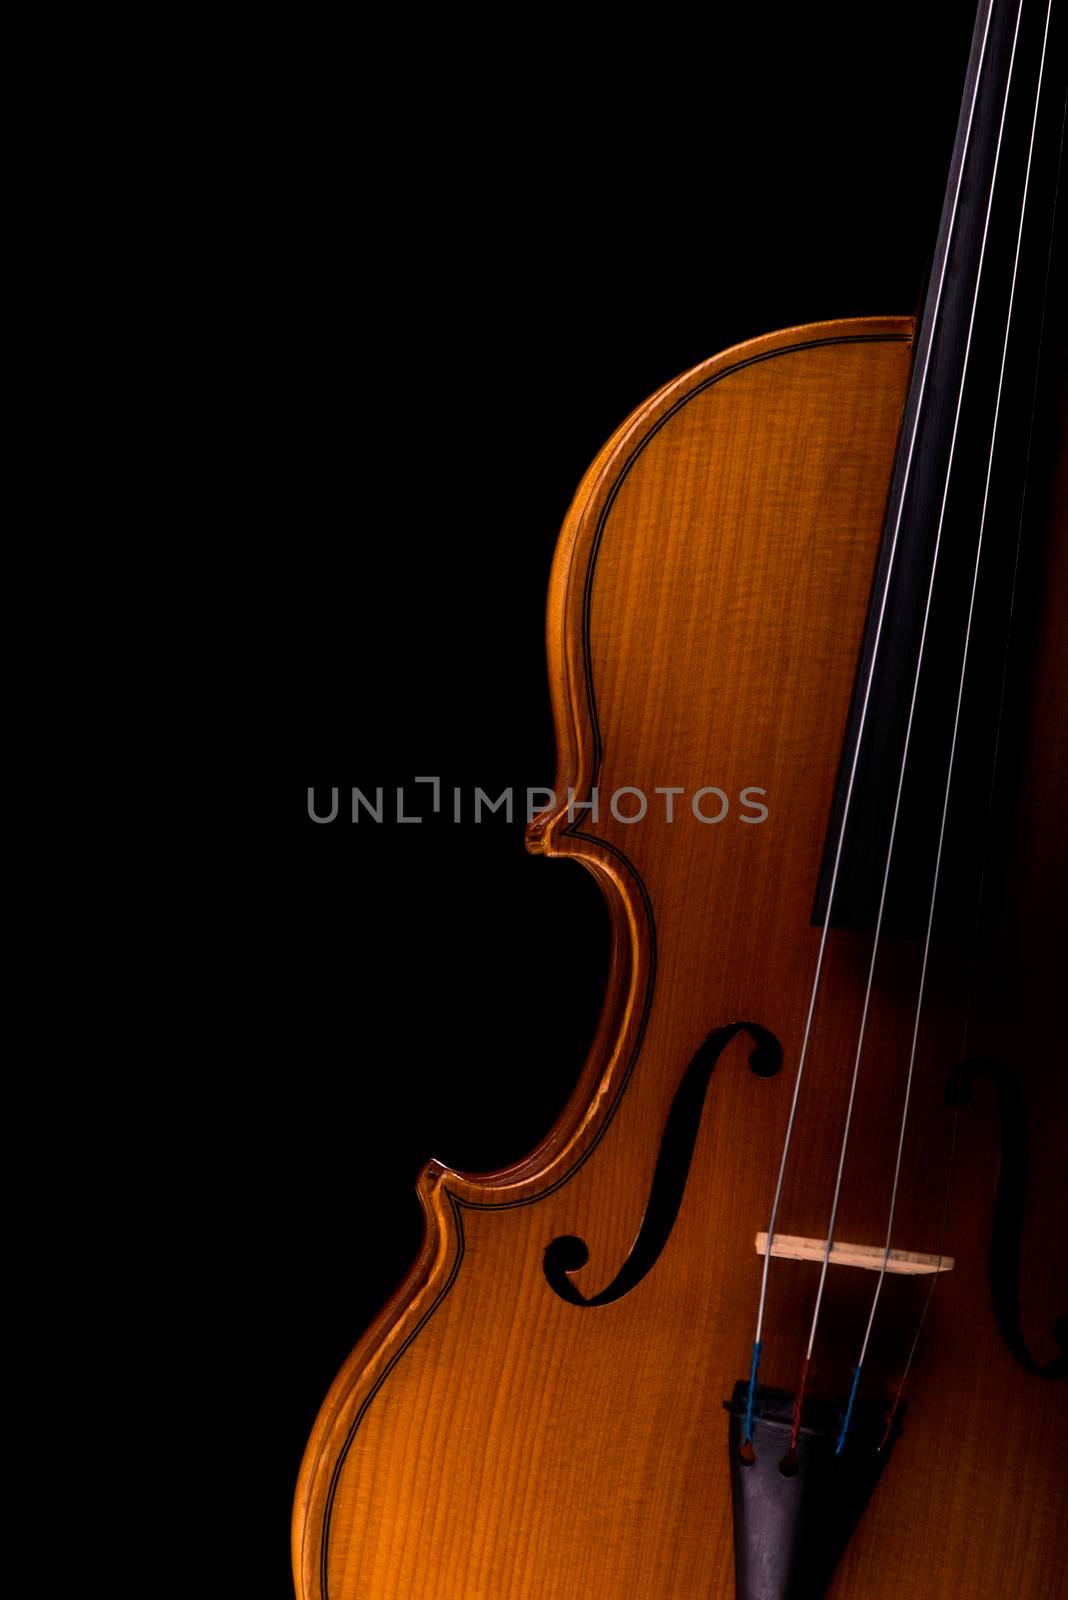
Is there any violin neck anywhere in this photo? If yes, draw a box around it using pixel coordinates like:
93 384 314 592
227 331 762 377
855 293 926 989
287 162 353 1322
813 0 1064 940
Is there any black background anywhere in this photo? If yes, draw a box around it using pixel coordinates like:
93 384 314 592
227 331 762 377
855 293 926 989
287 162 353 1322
192 9 988 1594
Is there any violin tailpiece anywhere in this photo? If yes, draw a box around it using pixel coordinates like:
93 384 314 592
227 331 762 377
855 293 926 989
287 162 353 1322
724 1382 903 1600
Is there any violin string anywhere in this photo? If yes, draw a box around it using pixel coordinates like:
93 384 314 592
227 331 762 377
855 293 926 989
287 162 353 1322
848 0 1050 1390
876 37 1063 1454
741 0 998 1447
794 0 1028 1458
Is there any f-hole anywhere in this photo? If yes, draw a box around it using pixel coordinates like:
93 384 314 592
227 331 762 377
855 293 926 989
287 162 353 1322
543 1021 782 1308
948 1057 1067 1379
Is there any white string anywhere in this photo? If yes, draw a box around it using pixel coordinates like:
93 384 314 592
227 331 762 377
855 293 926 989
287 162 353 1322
749 0 998 1363
803 0 1027 1371
860 0 1058 1384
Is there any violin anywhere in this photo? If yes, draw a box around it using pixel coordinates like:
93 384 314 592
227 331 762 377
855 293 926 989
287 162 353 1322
294 2 1066 1593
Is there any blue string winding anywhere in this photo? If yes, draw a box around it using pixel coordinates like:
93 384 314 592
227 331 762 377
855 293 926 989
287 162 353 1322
836 1364 863 1455
743 1340 762 1442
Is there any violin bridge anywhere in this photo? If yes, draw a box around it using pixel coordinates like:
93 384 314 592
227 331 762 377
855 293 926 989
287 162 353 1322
755 1232 954 1275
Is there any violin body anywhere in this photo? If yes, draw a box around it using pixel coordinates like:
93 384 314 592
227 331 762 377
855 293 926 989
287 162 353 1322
293 318 1067 1598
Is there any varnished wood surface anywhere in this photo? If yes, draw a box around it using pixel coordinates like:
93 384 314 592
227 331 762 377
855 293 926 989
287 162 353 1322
293 318 1067 1598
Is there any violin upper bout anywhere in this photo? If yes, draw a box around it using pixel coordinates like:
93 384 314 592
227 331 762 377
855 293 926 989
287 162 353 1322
529 316 914 889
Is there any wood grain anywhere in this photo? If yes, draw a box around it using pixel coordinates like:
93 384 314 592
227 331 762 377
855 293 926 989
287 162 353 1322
293 318 1067 1599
